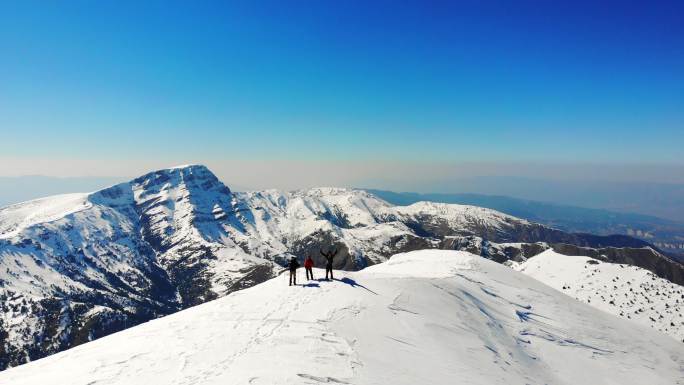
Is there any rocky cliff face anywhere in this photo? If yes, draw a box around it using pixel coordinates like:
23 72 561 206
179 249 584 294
0 165 679 370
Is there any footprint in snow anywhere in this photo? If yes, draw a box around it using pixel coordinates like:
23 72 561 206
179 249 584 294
296 373 350 384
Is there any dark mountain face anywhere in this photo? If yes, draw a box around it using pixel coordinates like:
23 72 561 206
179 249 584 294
0 165 680 370
670 252 684 263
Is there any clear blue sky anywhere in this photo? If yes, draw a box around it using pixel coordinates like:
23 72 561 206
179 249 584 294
0 1 682 180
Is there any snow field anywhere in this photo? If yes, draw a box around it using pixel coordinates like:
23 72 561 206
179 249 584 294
516 249 684 342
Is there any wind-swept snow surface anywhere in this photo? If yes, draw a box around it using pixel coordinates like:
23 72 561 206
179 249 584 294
1 250 681 385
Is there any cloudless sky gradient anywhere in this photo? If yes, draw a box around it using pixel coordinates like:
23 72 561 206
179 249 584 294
0 1 682 185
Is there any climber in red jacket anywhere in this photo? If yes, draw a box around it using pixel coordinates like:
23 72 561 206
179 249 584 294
304 255 314 280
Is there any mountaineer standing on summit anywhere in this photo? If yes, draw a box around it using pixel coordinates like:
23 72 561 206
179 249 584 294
320 248 338 281
288 256 300 286
304 255 315 280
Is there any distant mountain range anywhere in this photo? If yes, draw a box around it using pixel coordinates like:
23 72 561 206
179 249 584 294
367 189 684 262
3 176 683 261
0 165 681 370
387 175 684 222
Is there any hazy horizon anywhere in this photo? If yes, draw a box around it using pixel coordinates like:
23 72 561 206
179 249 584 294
2 165 684 222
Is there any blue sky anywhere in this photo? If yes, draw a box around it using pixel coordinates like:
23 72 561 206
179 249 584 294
0 1 682 184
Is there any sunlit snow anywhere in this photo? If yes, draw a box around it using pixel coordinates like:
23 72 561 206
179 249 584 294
1 250 681 385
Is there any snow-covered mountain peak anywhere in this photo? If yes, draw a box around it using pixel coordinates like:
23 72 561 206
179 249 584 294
80 164 238 259
281 187 393 211
236 186 392 230
0 164 230 240
398 200 528 222
1 250 680 385
129 164 230 196
302 186 367 196
167 163 205 170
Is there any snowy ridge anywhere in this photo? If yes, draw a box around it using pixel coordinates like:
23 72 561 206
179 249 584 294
0 193 91 239
231 187 547 267
233 187 406 265
0 250 680 385
395 200 531 228
516 250 684 342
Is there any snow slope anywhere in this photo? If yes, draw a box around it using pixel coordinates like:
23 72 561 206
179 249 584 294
516 249 684 342
1 250 681 385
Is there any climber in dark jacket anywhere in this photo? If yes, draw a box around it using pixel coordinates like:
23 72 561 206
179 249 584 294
288 256 300 286
320 248 338 280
